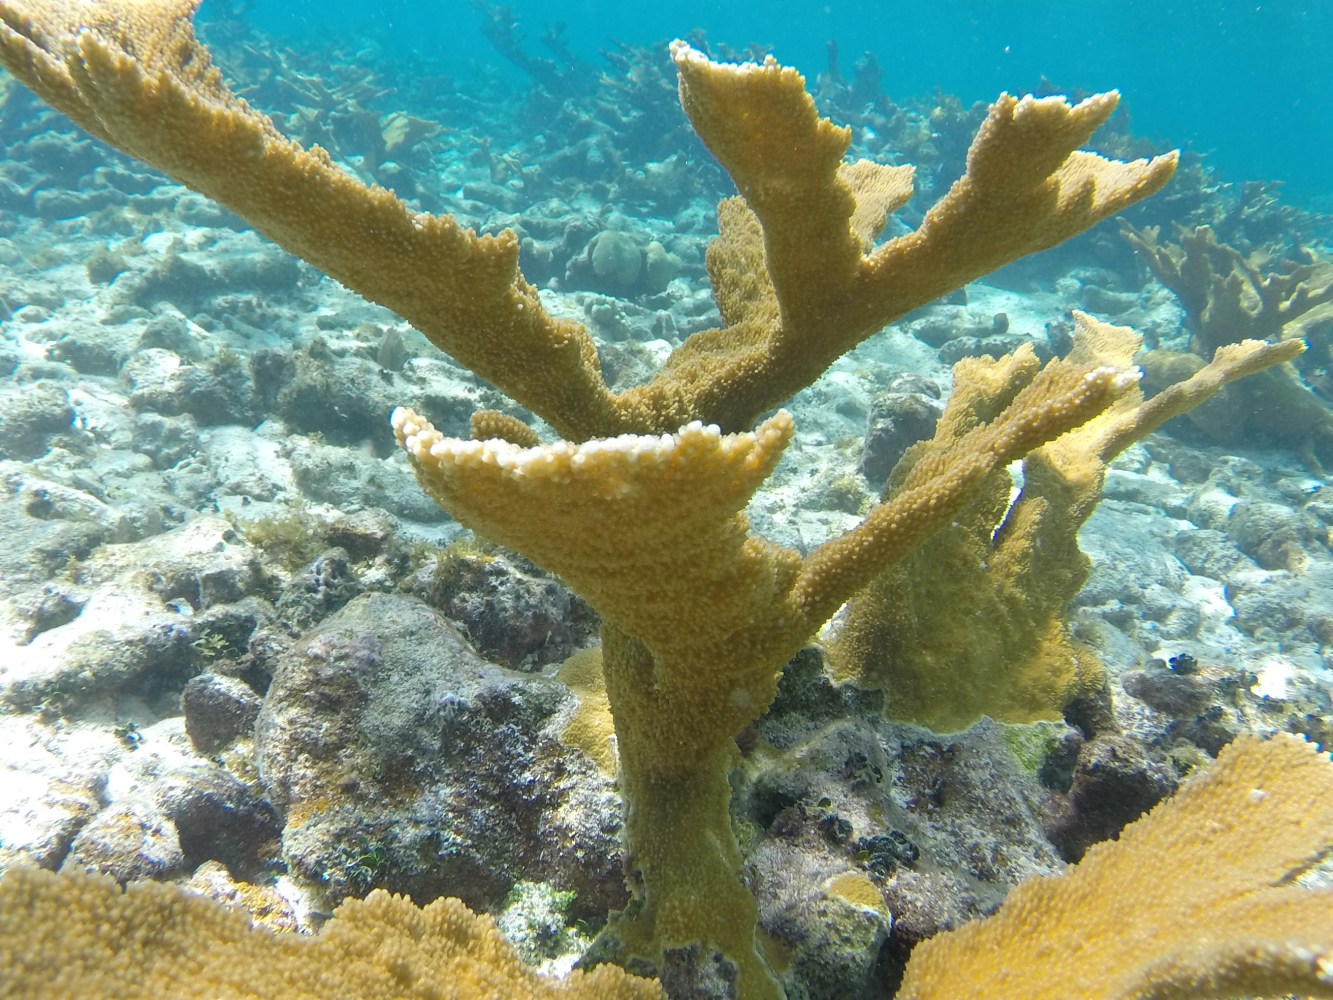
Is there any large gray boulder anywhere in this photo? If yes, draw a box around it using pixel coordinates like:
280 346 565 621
255 592 624 918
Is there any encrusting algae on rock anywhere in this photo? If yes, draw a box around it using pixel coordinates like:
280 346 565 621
0 0 1326 997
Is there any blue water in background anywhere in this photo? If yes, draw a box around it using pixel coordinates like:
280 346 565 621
226 0 1330 208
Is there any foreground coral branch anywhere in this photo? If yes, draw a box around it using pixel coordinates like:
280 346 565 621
898 733 1333 1000
0 866 662 998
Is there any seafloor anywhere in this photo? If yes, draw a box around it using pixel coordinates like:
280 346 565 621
0 9 1330 999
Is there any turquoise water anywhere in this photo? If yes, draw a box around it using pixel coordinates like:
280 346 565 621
233 0 1332 207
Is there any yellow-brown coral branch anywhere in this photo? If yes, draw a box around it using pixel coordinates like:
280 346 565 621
826 315 1310 733
392 407 800 665
789 359 1141 628
858 95 1177 327
0 865 662 998
0 0 620 441
621 46 1177 434
897 734 1333 1000
1094 336 1306 460
671 41 871 328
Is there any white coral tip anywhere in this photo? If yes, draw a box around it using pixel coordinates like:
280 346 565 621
1113 366 1145 390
